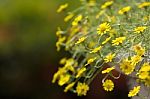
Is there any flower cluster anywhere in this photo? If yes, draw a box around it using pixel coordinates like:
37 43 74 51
53 0 150 98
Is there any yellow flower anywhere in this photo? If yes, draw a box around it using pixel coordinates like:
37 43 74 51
101 1 114 9
85 57 97 66
57 3 68 13
140 63 150 72
75 37 87 45
138 71 149 80
102 37 111 45
133 44 145 56
97 22 111 36
112 37 126 46
103 79 114 91
88 0 96 6
134 26 147 33
52 67 66 83
56 36 66 51
96 10 105 19
131 55 141 65
90 46 102 53
72 15 83 26
138 2 150 8
118 6 131 15
128 86 140 97
64 82 75 92
102 66 115 74
56 27 62 37
58 74 70 86
104 53 116 63
59 57 67 65
64 58 75 67
137 63 150 79
52 72 59 83
64 13 74 22
64 58 76 72
76 82 89 96
76 67 86 78
120 59 135 75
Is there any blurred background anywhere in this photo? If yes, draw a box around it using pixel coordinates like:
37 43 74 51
0 0 130 99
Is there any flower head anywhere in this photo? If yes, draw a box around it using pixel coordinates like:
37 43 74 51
57 3 68 13
75 37 87 45
64 82 75 92
131 55 141 65
64 13 74 22
56 36 66 51
85 57 97 66
104 53 116 63
58 74 70 86
88 0 96 6
138 2 150 8
97 22 111 36
76 67 86 78
90 46 102 53
103 79 114 91
101 1 114 9
102 67 115 74
133 44 145 56
56 27 62 37
134 26 147 33
128 86 140 97
118 6 131 15
76 82 89 96
72 15 83 26
120 59 135 75
59 57 67 65
137 63 150 79
112 37 126 46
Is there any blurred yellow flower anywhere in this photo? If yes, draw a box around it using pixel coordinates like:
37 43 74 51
134 26 147 33
58 74 70 86
137 63 150 79
118 6 131 15
57 3 68 13
56 36 66 51
128 86 140 97
64 82 75 92
120 59 134 75
88 0 96 6
104 53 116 63
72 15 83 26
76 67 86 78
85 57 97 66
90 46 102 53
64 13 74 22
102 66 115 74
75 37 87 45
112 37 126 46
133 44 145 56
76 82 89 96
101 1 114 9
131 55 141 65
138 2 150 8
